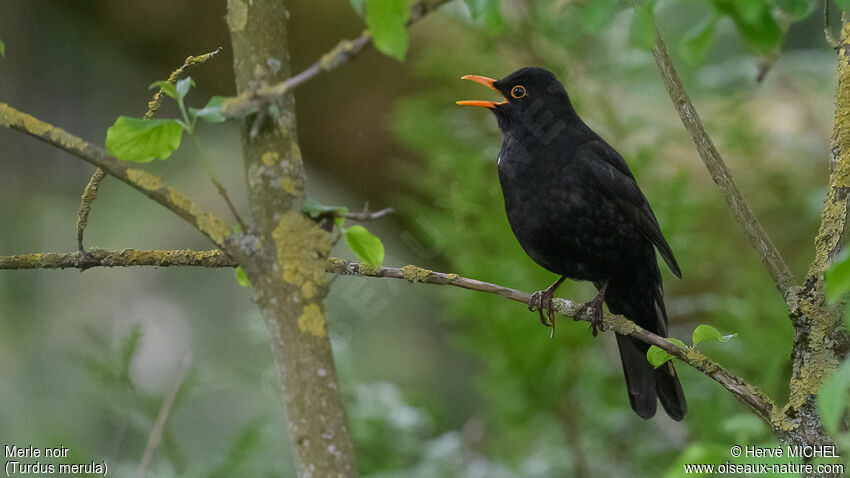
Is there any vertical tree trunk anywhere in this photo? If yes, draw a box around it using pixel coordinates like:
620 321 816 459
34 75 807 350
225 0 358 475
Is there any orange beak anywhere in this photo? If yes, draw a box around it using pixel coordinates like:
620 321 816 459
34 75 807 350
456 75 507 109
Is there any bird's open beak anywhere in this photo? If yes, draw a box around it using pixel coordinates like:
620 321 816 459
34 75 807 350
456 75 507 109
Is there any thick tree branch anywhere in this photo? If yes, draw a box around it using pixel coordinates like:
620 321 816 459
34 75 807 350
220 0 453 119
651 31 797 304
0 103 233 249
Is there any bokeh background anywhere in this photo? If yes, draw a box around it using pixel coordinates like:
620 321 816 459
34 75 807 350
0 0 842 476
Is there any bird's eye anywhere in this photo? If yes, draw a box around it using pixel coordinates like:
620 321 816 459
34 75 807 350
511 85 526 99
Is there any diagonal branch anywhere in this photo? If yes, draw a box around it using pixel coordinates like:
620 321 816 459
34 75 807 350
651 30 797 304
0 102 233 250
220 0 453 119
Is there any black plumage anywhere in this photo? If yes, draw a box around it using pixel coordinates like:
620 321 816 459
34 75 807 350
458 67 686 421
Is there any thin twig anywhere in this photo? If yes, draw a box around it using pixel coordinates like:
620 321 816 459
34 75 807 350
136 353 191 478
0 103 233 249
342 205 394 222
73 47 225 253
220 0 453 119
0 248 236 269
825 0 840 49
651 30 797 304
76 167 106 252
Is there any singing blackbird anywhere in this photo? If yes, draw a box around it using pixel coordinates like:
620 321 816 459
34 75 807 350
457 67 686 421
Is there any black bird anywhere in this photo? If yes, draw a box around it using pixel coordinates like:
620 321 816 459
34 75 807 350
457 67 686 421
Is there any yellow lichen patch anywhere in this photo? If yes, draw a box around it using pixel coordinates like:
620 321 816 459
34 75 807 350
279 176 295 194
298 304 327 338
197 213 232 246
127 168 164 192
272 211 330 287
401 265 432 283
261 151 279 166
358 263 381 276
168 188 197 214
291 142 303 163
227 0 248 32
302 281 316 300
446 273 459 281
0 103 51 136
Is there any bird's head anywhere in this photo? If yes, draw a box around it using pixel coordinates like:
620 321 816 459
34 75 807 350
456 67 573 133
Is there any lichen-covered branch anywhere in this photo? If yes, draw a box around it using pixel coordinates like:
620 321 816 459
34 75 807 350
0 249 235 269
220 0 452 119
144 47 223 120
0 102 232 249
327 259 781 431
651 31 797 304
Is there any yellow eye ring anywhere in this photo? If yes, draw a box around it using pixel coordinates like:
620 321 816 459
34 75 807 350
511 85 526 99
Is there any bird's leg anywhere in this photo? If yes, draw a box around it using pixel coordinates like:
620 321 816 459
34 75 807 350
528 276 567 328
578 280 609 337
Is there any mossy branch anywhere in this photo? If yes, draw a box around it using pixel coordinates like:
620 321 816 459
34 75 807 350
651 30 797 304
220 0 453 119
0 102 233 249
0 247 781 430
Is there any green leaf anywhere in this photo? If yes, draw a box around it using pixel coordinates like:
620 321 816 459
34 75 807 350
190 96 227 123
0 35 5 58
647 337 686 368
302 197 349 218
817 360 850 435
344 225 385 267
366 0 411 61
234 266 251 287
175 76 194 100
647 345 673 368
350 0 367 16
149 80 178 99
106 116 184 163
825 250 850 303
713 0 781 52
678 16 717 66
630 1 657 51
692 324 736 346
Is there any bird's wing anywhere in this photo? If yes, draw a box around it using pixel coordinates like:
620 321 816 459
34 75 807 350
578 140 682 278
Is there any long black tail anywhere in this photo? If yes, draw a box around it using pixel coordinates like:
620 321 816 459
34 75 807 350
602 267 687 421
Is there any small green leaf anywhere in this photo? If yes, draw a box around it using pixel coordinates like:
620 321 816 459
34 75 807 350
149 80 178 99
350 0 367 16
176 76 194 100
344 225 385 267
825 250 850 303
190 96 227 123
647 345 673 368
106 116 183 163
580 0 617 33
0 36 5 58
692 324 735 345
302 197 349 218
679 16 717 67
668 337 686 348
234 266 251 287
775 0 813 20
713 0 781 52
366 0 410 61
817 360 850 435
630 1 657 51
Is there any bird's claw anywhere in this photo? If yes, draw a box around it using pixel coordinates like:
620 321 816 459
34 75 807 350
578 297 606 337
528 290 556 329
